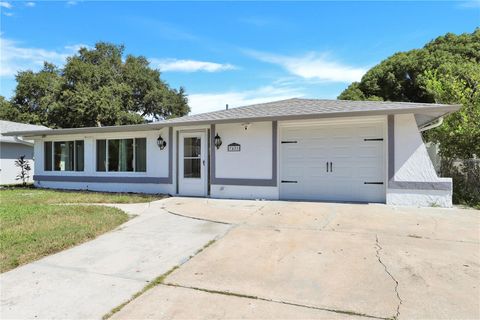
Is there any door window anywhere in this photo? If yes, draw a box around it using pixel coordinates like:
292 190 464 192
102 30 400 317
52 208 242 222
184 137 201 178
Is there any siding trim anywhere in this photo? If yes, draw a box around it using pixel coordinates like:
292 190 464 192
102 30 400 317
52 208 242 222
33 175 170 184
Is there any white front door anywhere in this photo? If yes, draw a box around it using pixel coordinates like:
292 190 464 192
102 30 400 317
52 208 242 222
280 121 385 203
178 132 207 196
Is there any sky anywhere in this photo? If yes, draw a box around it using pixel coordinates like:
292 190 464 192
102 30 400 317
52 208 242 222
0 1 479 115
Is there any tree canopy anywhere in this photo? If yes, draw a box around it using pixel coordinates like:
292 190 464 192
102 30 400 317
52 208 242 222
338 29 480 159
1 42 189 128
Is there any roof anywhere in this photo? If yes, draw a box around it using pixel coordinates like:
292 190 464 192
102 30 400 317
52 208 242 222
0 120 49 144
2 98 461 137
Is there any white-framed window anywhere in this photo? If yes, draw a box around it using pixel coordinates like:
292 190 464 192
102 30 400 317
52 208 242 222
44 140 84 171
96 138 147 172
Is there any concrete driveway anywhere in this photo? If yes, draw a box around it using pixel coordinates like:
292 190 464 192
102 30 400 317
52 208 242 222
113 198 480 320
0 202 229 319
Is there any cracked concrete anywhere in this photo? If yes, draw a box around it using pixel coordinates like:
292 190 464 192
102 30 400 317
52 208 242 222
3 197 478 319
112 197 479 320
375 235 402 319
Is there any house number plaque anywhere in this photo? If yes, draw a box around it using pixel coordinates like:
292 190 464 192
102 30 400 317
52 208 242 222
227 143 241 152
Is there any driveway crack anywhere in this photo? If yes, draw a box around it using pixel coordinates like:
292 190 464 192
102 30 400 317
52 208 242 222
375 235 402 319
162 283 389 320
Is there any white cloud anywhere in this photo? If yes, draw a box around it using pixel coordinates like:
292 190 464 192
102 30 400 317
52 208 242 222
246 50 367 83
25 2 35 7
66 1 77 6
0 37 85 77
3 11 12 16
188 85 304 114
151 58 236 73
0 2 12 8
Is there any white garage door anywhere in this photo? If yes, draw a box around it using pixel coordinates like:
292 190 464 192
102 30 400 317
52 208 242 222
280 121 385 203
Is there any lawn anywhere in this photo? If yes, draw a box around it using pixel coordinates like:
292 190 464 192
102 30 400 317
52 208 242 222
0 187 165 205
0 187 163 272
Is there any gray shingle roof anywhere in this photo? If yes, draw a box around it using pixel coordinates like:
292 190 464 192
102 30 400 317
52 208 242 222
0 120 49 143
164 98 460 125
2 98 460 137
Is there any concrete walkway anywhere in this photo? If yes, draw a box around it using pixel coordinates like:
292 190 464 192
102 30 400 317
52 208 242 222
113 198 480 320
0 201 230 319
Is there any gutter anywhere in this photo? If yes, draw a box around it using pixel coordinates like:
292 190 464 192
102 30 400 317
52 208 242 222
419 116 443 132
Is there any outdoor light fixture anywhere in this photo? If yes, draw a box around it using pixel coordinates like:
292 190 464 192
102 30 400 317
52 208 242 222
214 133 222 149
157 135 167 150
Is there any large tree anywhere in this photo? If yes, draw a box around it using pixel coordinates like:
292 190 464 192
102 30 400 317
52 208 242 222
3 42 189 128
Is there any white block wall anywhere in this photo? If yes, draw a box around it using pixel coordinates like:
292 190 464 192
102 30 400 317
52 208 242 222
386 114 452 207
214 121 273 179
0 142 35 185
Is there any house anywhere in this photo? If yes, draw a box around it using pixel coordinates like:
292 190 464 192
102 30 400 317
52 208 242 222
3 98 460 207
0 120 50 185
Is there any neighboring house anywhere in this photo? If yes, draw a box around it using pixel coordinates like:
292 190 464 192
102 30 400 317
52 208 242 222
4 98 460 207
0 121 49 185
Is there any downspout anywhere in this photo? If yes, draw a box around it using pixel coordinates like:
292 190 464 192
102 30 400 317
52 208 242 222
419 117 443 132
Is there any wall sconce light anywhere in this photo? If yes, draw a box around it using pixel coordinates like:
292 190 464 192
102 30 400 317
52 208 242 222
157 135 167 150
214 133 222 149
241 123 251 130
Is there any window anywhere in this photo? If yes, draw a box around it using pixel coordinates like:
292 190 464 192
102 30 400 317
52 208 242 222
54 141 74 171
135 138 147 172
96 138 146 172
75 141 84 171
44 140 84 171
96 140 106 172
44 142 52 171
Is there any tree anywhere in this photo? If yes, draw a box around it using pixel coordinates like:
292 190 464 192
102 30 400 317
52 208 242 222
14 156 31 186
423 63 480 159
339 29 480 103
0 96 20 121
2 42 189 128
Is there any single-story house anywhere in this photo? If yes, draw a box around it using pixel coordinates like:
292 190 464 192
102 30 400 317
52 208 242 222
0 120 49 185
3 98 460 207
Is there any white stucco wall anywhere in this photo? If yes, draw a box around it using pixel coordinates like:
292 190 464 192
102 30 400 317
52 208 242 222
391 114 442 181
35 180 174 194
211 185 278 200
0 142 35 185
214 121 273 179
386 189 452 208
386 114 452 207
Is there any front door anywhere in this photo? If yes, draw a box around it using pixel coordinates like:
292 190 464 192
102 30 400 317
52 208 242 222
178 132 207 196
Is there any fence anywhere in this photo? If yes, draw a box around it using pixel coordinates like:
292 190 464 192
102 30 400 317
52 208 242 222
440 158 480 207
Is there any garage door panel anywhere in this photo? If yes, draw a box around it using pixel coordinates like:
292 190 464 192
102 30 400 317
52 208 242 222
355 166 384 179
357 125 382 137
357 145 381 158
280 121 385 203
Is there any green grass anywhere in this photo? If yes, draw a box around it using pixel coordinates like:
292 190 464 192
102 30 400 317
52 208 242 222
0 187 165 205
0 187 163 273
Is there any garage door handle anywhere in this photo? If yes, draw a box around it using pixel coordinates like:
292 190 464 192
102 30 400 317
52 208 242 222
329 162 333 172
326 162 329 172
281 180 298 183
